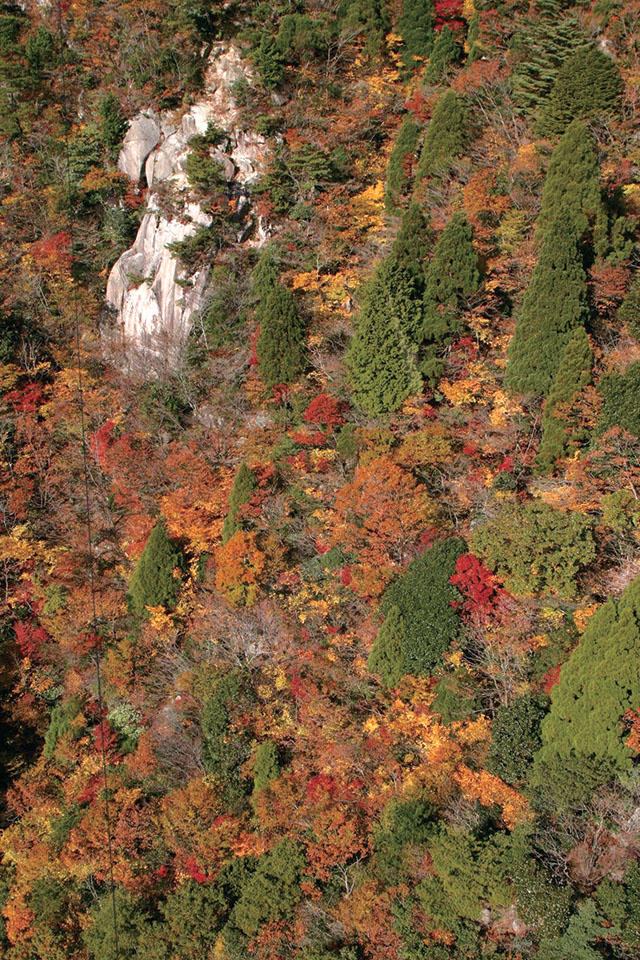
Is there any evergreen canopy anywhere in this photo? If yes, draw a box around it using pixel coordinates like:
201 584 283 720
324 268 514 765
538 45 623 137
127 519 183 616
505 210 589 396
532 573 640 807
537 120 603 239
256 283 306 389
415 91 468 181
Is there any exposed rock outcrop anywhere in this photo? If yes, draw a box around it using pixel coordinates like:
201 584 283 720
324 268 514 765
117 113 160 182
106 44 270 371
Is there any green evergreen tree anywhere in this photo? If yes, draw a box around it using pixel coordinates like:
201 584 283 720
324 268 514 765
343 0 391 59
537 327 592 471
538 45 623 137
384 116 420 211
599 361 640 438
390 200 429 274
422 212 480 345
415 90 468 181
537 120 603 239
486 695 547 784
378 538 466 676
368 604 409 688
98 93 128 153
127 519 183 617
532 573 640 808
201 673 251 807
398 0 435 73
466 10 482 62
510 5 589 116
505 211 589 396
253 33 286 89
84 888 149 960
222 462 257 545
251 244 280 301
346 259 422 415
231 840 304 937
256 283 306 389
424 25 460 84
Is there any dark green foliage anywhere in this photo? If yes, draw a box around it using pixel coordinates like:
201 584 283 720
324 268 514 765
49 803 83 849
44 697 83 759
253 32 286 89
537 121 603 239
231 840 304 937
222 463 257 545
185 149 224 192
532 573 640 807
201 672 251 807
367 604 408 688
251 244 280 301
486 695 547 784
505 211 589 396
595 863 640 951
343 0 391 60
346 258 422 415
472 499 595 599
390 200 429 273
599 361 640 437
415 91 468 181
538 45 623 137
98 93 128 153
424 26 460 84
422 212 480 345
276 13 330 62
431 667 480 723
398 0 435 73
150 879 233 958
417 829 511 927
252 741 281 796
256 283 306 389
84 888 149 960
536 901 603 960
385 116 420 211
537 327 592 470
510 8 588 115
25 27 54 78
127 519 183 617
511 855 572 938
373 795 437 882
371 538 466 679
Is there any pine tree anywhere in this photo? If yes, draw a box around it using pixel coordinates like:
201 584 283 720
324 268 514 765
398 0 435 73
343 0 391 60
368 604 409 688
346 253 425 414
537 121 603 240
505 211 589 396
510 5 589 116
385 116 420 211
378 538 466 675
98 93 128 153
532 573 640 808
251 244 280 301
222 462 257 545
537 327 592 471
538 45 623 137
599 361 640 438
253 33 286 90
424 26 460 84
415 91 468 181
422 212 480 345
127 519 183 616
390 200 429 276
256 283 306 389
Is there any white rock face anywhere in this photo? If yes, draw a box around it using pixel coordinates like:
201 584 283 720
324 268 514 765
107 44 270 369
117 114 160 181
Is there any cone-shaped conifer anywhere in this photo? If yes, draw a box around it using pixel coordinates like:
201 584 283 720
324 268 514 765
506 211 589 396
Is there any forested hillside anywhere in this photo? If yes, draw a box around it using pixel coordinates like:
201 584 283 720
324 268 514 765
1 0 640 957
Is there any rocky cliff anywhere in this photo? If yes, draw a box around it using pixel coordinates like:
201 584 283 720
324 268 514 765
105 44 270 371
